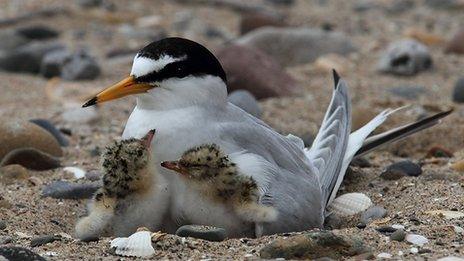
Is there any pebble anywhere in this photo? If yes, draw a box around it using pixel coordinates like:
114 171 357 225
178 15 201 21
0 236 12 245
228 90 262 118
175 225 226 242
438 257 464 261
0 148 61 171
265 0 295 5
445 29 464 54
410 247 419 254
61 106 99 124
0 164 29 184
39 49 72 78
42 181 100 199
259 231 367 259
380 160 422 180
377 39 432 76
0 29 29 51
16 25 59 40
377 252 392 259
85 170 101 181
236 27 356 66
29 119 69 146
63 167 86 179
388 85 427 100
350 157 371 168
0 196 12 209
425 0 464 9
216 44 298 99
0 246 46 261
376 226 396 234
406 234 428 246
0 119 62 160
0 41 65 73
61 50 101 80
360 206 387 224
30 235 61 247
240 12 286 35
452 78 464 103
0 220 6 230
390 229 406 241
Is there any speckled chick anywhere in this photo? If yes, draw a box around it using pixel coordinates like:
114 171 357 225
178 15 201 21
75 130 157 241
162 144 277 223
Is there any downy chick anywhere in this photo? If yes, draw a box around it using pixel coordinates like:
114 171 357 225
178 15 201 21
161 144 277 223
75 130 157 240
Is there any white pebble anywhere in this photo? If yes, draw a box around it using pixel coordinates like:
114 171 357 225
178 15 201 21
410 247 419 254
377 252 392 259
437 256 464 261
453 226 464 234
392 224 405 230
406 234 428 246
63 167 86 179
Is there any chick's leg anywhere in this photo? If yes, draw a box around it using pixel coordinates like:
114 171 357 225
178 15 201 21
75 189 117 240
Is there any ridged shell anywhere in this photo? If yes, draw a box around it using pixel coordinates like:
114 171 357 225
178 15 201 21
329 192 372 216
110 231 155 257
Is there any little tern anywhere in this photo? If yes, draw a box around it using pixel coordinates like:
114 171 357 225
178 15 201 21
83 37 450 237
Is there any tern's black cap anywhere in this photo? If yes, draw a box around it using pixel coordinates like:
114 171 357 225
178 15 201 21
135 37 227 83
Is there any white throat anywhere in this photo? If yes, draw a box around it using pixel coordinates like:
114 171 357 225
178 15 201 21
136 75 228 111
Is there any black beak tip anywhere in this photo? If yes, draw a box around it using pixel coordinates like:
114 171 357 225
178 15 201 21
82 97 97 108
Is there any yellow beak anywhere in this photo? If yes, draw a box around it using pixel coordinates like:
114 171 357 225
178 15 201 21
82 76 154 107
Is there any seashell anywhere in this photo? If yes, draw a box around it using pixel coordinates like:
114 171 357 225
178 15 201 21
328 192 373 216
110 230 155 258
63 166 86 179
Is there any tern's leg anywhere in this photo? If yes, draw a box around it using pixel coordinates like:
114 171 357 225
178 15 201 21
75 189 116 241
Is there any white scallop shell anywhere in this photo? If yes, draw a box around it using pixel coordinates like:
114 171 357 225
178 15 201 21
328 192 373 216
110 231 155 257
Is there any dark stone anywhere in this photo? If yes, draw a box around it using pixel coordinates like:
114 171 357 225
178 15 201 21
0 246 46 261
175 225 227 242
324 213 342 229
425 0 463 9
16 25 59 40
388 85 427 100
0 236 12 244
39 49 72 78
445 29 464 54
0 41 65 73
30 119 69 146
356 223 367 229
380 160 422 180
390 229 406 241
30 235 61 247
61 51 101 80
265 0 295 5
452 77 464 103
216 44 298 99
42 181 100 199
376 226 396 233
259 231 368 259
0 148 61 171
377 39 432 76
0 220 6 230
228 90 262 118
350 157 371 168
360 206 387 224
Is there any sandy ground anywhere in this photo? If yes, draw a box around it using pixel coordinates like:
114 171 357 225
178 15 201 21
0 0 464 260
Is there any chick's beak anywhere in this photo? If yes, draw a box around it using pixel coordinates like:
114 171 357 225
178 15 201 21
161 161 189 175
82 76 154 107
141 129 156 148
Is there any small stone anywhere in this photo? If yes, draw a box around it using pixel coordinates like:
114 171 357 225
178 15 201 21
228 90 262 118
388 85 427 100
324 213 342 229
216 44 298 99
0 247 46 261
452 78 464 103
0 165 29 184
0 148 61 171
265 0 295 5
61 51 101 80
406 234 428 246
42 181 100 199
0 29 29 51
425 0 464 9
390 229 406 241
377 39 432 76
0 41 65 73
454 226 464 234
0 196 12 209
410 247 419 254
360 206 387 224
377 252 392 259
0 236 12 244
30 235 61 247
63 167 86 179
240 12 286 35
16 25 59 40
236 27 356 66
376 226 396 234
437 256 464 261
380 160 422 180
29 119 69 146
85 170 101 181
350 157 371 168
39 49 72 78
445 29 464 54
0 119 63 160
356 223 367 229
175 225 226 242
0 220 6 230
61 106 99 124
259 231 368 259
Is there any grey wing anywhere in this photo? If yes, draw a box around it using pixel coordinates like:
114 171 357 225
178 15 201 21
305 70 351 206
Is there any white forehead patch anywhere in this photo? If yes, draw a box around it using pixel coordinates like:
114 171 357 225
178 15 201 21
130 54 187 78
